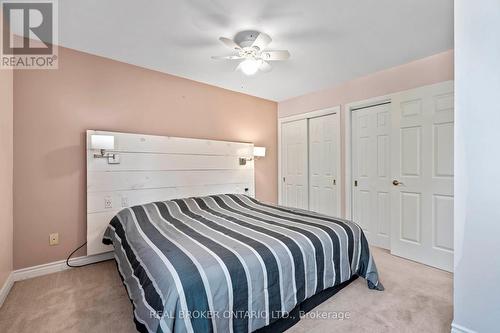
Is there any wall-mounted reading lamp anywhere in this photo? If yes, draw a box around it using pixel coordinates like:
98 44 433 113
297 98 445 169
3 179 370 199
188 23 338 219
90 135 120 164
239 146 266 165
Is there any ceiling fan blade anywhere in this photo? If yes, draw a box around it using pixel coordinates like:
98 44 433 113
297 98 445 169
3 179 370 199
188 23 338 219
259 60 272 72
219 37 241 50
211 55 244 60
251 32 272 50
260 50 290 61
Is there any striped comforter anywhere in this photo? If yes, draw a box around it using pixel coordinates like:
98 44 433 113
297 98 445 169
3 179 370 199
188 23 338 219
103 194 383 333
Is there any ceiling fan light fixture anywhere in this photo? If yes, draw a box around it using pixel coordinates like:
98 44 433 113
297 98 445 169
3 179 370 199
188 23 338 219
214 31 290 76
239 59 259 75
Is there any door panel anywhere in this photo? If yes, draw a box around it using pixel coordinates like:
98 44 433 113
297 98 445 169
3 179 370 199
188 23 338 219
308 114 340 216
377 135 389 177
433 194 454 251
377 192 390 236
401 127 421 176
390 81 454 272
400 191 421 243
434 123 454 177
352 103 391 249
281 119 308 209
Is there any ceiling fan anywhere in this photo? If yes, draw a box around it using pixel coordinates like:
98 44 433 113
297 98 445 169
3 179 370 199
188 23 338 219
212 30 290 75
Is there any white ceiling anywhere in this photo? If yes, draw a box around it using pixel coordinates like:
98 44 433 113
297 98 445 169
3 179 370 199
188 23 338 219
57 0 453 101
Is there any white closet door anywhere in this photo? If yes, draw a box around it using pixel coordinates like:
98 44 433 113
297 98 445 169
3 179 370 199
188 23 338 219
390 81 454 272
308 114 340 216
352 103 392 249
281 119 308 209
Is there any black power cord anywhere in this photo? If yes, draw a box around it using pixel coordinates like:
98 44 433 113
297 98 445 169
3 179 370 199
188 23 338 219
66 241 113 268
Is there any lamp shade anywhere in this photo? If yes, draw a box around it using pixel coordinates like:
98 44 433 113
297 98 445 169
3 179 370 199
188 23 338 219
253 146 266 157
90 135 115 150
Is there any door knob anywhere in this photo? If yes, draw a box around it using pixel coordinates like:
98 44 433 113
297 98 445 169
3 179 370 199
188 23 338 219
392 180 404 186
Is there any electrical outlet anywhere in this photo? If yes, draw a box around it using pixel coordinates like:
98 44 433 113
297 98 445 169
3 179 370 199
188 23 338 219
121 196 129 208
49 233 59 246
104 196 113 209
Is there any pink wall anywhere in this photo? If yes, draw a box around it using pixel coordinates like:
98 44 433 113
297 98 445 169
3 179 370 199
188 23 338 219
13 46 277 269
0 67 14 286
278 50 454 215
279 50 454 117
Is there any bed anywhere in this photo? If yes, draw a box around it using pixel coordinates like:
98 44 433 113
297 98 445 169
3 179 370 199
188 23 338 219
103 194 383 333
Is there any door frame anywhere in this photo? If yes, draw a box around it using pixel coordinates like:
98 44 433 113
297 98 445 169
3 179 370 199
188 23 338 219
343 95 392 219
278 106 341 211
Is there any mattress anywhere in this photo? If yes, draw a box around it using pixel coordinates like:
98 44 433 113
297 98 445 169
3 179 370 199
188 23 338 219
103 194 383 333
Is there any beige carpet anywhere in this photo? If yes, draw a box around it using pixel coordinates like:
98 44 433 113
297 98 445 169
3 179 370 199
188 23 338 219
0 247 453 333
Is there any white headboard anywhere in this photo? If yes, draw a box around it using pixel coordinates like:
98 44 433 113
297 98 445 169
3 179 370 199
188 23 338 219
86 130 255 255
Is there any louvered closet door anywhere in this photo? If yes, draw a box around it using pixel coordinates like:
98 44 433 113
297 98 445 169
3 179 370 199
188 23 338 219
281 119 308 209
352 103 392 249
308 114 340 217
390 81 454 272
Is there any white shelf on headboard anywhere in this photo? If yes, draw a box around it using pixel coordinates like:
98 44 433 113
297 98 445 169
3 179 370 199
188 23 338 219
86 130 255 255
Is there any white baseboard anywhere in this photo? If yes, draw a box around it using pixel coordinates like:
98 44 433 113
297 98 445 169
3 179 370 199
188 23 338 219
0 251 114 308
0 272 15 308
451 321 477 333
13 251 114 282
12 260 70 282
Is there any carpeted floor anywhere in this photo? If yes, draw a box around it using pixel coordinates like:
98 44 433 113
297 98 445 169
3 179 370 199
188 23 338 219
0 247 453 333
